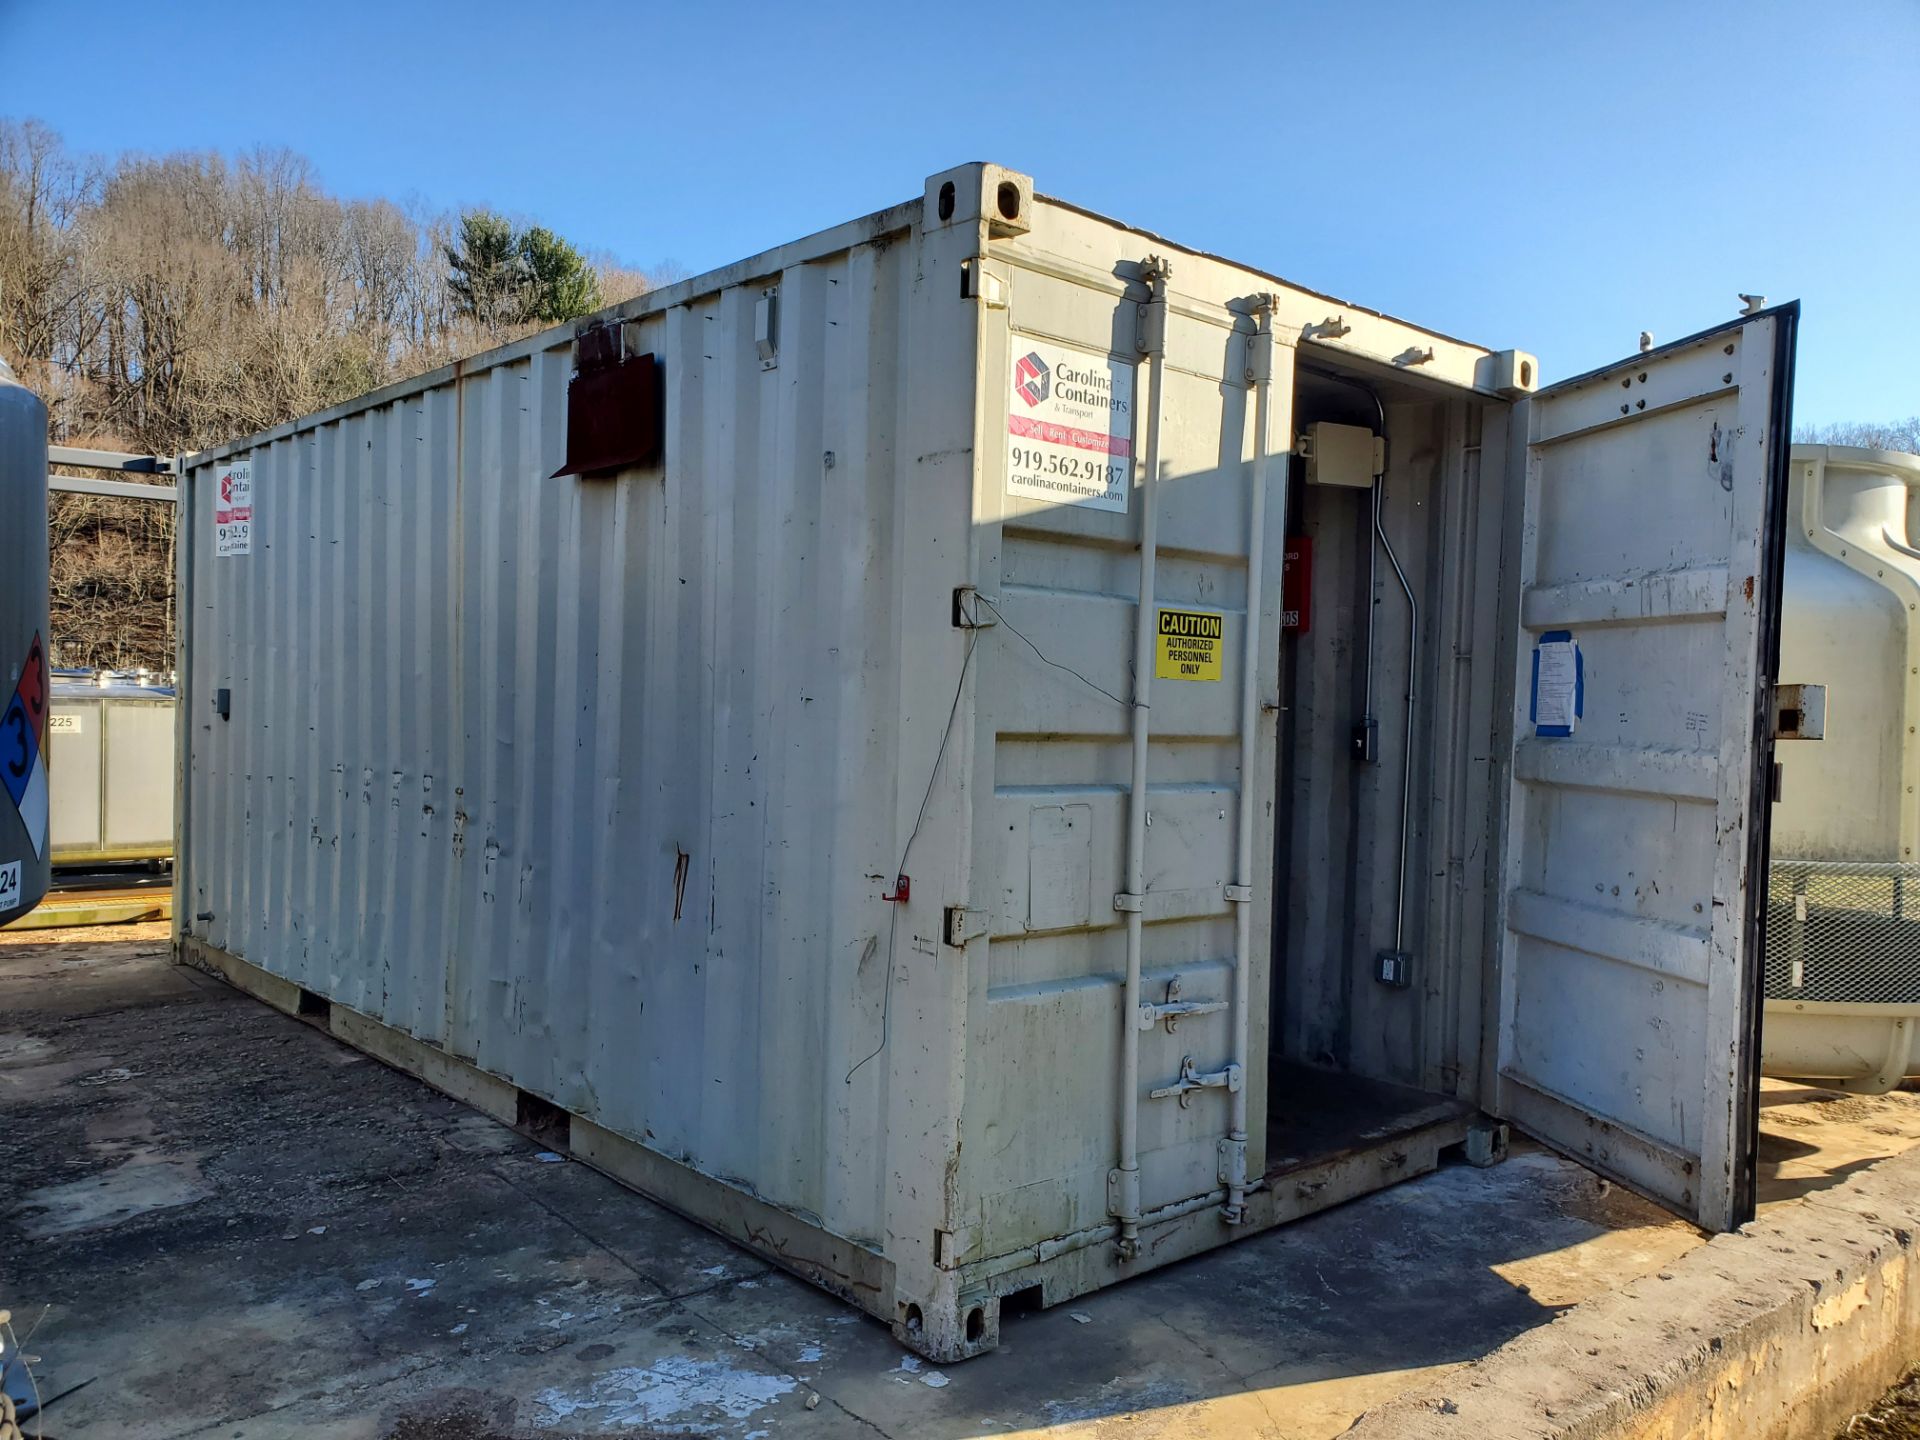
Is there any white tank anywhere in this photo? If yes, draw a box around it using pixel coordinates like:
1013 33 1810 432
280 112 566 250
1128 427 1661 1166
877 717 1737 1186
1764 444 1920 1090
0 359 51 925
48 672 177 868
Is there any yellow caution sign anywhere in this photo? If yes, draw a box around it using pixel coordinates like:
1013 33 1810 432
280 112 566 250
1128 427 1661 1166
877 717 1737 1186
1155 606 1224 682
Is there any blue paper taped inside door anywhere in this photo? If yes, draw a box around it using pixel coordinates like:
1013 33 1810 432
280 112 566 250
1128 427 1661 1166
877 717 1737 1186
1530 630 1582 737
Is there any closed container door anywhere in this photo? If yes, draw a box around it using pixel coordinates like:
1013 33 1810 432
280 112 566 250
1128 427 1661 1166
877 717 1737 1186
1492 307 1797 1230
961 256 1290 1260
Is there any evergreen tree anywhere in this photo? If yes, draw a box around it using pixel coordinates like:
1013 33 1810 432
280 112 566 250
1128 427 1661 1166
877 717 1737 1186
443 213 600 328
443 210 525 330
519 225 600 323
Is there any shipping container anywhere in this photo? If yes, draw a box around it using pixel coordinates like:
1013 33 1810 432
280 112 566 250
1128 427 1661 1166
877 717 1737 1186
1764 444 1920 1091
49 672 177 868
176 163 1800 1360
0 358 51 928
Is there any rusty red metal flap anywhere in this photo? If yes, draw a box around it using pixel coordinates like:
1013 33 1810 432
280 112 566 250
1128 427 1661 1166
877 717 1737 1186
552 349 662 478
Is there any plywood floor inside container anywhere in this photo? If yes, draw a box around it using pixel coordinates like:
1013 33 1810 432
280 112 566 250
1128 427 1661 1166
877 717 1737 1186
1265 1059 1473 1177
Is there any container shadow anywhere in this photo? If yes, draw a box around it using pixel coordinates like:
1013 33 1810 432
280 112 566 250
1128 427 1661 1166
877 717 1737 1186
966 1142 1701 1435
0 928 1710 1440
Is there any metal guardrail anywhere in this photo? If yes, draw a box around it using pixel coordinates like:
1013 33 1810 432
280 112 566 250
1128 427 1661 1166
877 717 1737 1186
47 445 179 502
1765 859 1920 1005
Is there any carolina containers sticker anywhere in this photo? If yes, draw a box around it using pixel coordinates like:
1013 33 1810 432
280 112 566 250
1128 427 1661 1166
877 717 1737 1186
1006 336 1134 513
214 458 253 557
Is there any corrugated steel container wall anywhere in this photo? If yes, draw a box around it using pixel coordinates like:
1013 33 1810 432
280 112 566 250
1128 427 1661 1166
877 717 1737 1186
180 202 961 1250
180 164 1512 1356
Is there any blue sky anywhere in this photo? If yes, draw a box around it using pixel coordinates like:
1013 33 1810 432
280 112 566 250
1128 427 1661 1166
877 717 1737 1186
3 0 1915 423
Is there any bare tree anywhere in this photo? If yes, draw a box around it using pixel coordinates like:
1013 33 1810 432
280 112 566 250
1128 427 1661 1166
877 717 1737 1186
1794 417 1920 454
0 120 664 670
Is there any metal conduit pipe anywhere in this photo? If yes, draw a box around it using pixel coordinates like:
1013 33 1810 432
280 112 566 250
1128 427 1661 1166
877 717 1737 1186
1223 297 1279 1223
1373 479 1419 952
1113 254 1172 1259
1364 465 1380 739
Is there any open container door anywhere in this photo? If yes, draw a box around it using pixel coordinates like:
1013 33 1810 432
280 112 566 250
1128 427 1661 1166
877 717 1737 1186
1492 305 1798 1231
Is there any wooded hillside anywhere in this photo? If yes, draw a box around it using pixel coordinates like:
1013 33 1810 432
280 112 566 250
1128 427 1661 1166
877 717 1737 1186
1 118 655 671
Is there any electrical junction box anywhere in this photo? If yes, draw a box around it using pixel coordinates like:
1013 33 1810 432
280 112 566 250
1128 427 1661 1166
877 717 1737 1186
1299 421 1384 488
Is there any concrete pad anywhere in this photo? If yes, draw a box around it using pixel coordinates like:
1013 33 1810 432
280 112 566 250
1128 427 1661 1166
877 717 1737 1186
1344 1144 1920 1440
3 928 1917 1439
486 1143 776 1298
0 918 200 1016
1757 1078 1920 1207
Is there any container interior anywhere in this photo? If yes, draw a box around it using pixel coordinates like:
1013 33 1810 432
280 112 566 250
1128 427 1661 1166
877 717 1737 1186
1266 363 1506 1174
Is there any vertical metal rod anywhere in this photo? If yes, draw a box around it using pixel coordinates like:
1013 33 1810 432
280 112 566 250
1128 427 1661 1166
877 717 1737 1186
1374 478 1419 951
1363 481 1379 729
171 458 194 947
1225 299 1279 1223
1116 256 1171 1258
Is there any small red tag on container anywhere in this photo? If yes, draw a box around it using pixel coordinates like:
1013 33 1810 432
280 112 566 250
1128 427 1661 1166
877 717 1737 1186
1281 537 1312 634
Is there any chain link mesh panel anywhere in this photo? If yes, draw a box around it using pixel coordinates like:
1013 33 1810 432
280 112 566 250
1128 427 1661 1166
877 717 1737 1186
1764 860 1920 1004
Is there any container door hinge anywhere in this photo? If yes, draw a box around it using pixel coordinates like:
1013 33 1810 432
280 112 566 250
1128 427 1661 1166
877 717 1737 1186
1137 974 1228 1033
1135 255 1172 356
1112 891 1145 914
1217 1136 1249 1193
1224 884 1253 903
943 905 988 948
1243 304 1276 385
1106 1165 1140 1222
960 259 1008 308
1149 1056 1242 1108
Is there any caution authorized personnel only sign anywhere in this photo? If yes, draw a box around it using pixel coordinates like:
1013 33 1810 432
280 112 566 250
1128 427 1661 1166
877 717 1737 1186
1154 606 1224 682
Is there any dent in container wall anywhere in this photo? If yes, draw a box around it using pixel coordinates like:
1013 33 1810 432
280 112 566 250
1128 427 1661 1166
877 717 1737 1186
0 358 51 924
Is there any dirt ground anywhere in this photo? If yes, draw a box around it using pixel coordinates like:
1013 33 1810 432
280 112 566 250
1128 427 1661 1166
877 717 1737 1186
7 921 1920 1439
